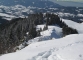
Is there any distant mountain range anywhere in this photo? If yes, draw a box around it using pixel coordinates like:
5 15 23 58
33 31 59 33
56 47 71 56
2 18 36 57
0 0 62 24
0 0 83 7
0 0 62 8
0 0 83 24
49 0 83 7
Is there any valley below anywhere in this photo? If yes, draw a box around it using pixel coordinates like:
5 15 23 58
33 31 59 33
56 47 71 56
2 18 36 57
0 0 83 60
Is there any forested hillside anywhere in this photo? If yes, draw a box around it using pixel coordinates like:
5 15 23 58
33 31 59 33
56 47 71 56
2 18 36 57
0 13 78 54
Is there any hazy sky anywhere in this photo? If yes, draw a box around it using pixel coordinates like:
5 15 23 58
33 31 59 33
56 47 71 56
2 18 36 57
49 0 83 7
56 0 83 2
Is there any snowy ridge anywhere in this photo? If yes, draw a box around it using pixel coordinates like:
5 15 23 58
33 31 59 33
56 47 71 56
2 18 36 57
17 25 62 50
27 25 62 44
0 33 83 60
0 0 83 60
62 19 83 33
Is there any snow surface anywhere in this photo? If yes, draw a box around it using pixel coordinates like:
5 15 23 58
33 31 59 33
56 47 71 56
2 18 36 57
62 19 83 34
0 13 16 20
37 25 62 37
57 12 75 17
0 4 82 21
0 5 34 20
27 25 62 45
0 5 83 59
0 22 83 60
0 33 83 60
77 14 83 17
12 25 62 50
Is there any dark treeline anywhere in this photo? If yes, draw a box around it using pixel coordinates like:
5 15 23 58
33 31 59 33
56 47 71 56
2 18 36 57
0 13 78 54
0 13 44 54
45 13 78 36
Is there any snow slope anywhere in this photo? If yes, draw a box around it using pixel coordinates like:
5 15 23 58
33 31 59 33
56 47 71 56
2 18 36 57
37 25 62 38
0 34 83 60
15 25 62 50
27 25 62 45
62 19 83 33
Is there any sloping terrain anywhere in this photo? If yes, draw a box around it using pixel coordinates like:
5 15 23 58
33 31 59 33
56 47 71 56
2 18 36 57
0 13 80 54
0 34 83 60
0 0 83 60
62 19 83 33
0 12 82 60
27 25 62 45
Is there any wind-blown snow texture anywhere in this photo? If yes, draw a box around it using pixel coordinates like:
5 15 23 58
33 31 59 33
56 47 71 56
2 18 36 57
0 34 83 60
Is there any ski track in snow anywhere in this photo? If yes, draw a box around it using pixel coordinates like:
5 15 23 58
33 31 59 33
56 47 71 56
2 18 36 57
28 41 83 60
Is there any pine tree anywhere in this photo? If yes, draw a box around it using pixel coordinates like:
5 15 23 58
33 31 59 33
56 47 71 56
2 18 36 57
43 24 48 31
62 25 78 36
40 28 42 32
28 23 37 39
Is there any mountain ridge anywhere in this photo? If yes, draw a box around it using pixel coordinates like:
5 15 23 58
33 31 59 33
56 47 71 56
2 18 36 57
49 0 83 7
0 0 62 8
